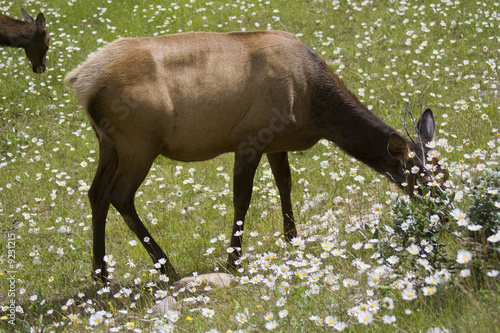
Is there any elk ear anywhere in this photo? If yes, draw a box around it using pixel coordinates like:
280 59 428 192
416 108 435 145
35 13 46 31
387 132 410 162
21 8 35 24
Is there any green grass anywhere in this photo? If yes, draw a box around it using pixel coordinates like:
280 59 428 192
0 0 499 332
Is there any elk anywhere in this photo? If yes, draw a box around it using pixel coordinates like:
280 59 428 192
65 30 446 281
0 9 49 74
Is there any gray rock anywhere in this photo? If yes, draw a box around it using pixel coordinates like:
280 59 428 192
173 273 234 291
153 296 177 314
153 273 234 314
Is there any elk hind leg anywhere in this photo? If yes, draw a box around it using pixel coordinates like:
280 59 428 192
106 151 177 279
88 134 119 281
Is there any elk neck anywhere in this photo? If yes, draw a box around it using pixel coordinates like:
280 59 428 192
312 68 401 176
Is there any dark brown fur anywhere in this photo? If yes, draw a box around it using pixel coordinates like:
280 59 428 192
65 31 445 281
0 9 49 73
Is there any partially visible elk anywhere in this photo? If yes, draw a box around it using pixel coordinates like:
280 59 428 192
0 9 49 74
65 30 446 281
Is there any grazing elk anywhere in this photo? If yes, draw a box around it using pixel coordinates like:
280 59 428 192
0 9 49 74
65 31 446 281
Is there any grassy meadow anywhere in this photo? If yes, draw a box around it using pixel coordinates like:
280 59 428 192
0 0 499 332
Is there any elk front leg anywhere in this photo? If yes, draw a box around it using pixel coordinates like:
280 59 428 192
227 151 262 267
267 152 297 241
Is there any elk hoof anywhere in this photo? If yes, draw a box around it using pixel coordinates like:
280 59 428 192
160 265 178 281
226 251 242 269
284 229 298 242
91 265 109 283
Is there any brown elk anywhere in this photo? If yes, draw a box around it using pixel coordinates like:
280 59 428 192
0 9 49 74
65 30 446 281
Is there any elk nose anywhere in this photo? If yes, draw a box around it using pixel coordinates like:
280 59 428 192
33 65 46 74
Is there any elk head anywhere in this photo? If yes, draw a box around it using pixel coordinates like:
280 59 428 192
387 109 448 197
21 9 49 74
